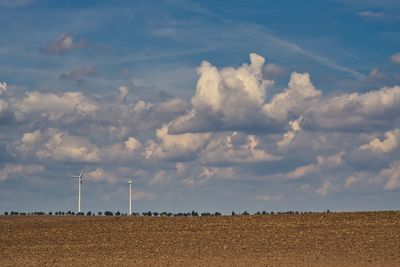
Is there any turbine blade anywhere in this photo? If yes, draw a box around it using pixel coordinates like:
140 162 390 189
79 167 86 178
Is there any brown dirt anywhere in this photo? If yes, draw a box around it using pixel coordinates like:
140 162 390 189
0 212 399 266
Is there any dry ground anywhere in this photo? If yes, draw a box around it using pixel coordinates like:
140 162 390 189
0 212 399 266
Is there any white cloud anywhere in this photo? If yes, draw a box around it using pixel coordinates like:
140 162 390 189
263 72 321 122
287 163 319 179
390 52 400 64
145 124 210 160
277 118 303 150
170 53 274 133
287 152 344 179
43 33 86 55
18 128 143 163
0 164 44 181
201 132 281 164
303 85 400 131
14 91 97 121
360 128 400 153
18 128 97 162
380 161 400 190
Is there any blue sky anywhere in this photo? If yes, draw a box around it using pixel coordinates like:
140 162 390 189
0 0 400 214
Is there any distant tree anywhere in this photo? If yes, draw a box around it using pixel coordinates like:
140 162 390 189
231 211 236 216
153 212 159 217
98 212 102 216
104 211 113 216
214 212 221 216
242 211 249 216
4 212 8 216
191 211 199 217
262 211 267 215
255 211 261 215
86 211 92 216
48 212 52 216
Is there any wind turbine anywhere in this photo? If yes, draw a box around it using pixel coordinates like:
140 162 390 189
71 168 85 213
128 177 133 215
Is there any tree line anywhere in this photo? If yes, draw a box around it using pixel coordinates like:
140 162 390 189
2 210 331 216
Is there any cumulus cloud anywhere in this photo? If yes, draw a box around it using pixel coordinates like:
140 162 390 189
0 164 44 181
380 161 400 190
145 124 210 160
170 53 275 133
169 54 323 134
303 85 400 131
263 72 321 122
33 128 100 162
287 151 344 179
360 128 400 153
391 52 400 64
277 118 302 150
164 53 400 136
43 33 86 55
13 91 98 121
17 128 143 163
201 132 281 164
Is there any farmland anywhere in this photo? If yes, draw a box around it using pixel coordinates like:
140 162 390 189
1 212 399 266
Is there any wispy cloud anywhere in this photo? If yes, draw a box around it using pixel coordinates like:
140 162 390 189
41 33 87 55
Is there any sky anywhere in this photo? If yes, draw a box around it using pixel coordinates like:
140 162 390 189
0 0 400 214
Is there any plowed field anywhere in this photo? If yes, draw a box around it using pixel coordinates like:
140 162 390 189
1 212 399 266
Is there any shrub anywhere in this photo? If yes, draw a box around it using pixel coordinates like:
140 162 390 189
104 211 113 216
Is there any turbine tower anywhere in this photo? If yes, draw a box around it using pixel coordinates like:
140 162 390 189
72 168 85 213
128 177 133 215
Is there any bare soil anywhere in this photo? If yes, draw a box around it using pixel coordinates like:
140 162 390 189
1 212 399 266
